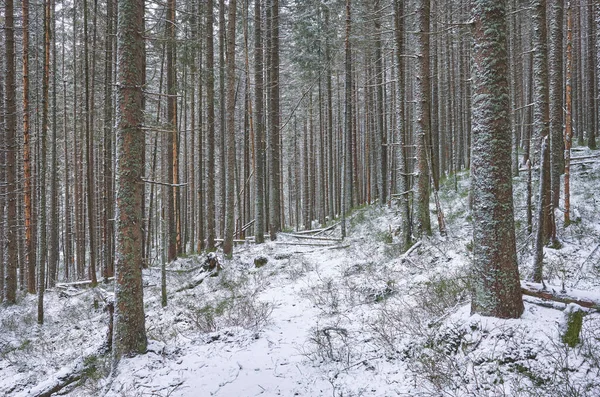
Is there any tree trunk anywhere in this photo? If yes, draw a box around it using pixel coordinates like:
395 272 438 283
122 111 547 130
415 0 432 238
206 0 217 251
166 0 178 263
254 0 265 243
565 1 574 226
113 0 147 362
549 0 564 209
394 0 411 251
38 0 52 323
587 0 597 150
532 0 556 244
103 0 115 280
84 0 98 286
269 0 282 238
470 0 524 319
48 0 59 287
223 0 237 257
23 0 36 294
341 0 352 239
5 0 18 304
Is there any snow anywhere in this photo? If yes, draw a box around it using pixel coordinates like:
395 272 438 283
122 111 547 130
1 148 599 396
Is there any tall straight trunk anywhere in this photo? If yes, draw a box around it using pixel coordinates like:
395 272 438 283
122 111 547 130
341 0 352 239
565 1 574 226
223 0 237 257
0 19 5 300
415 0 432 237
576 3 584 146
470 0 524 319
48 0 59 287
549 0 564 209
206 0 217 251
74 3 85 280
325 7 335 221
597 2 600 153
113 0 147 363
103 0 115 280
84 0 98 286
303 120 310 229
4 0 18 303
39 0 52 323
62 9 72 280
196 0 205 252
167 0 178 262
23 0 36 294
219 0 226 238
254 0 265 243
532 0 556 244
394 0 411 250
533 138 550 282
374 0 387 205
268 0 282 238
587 0 597 149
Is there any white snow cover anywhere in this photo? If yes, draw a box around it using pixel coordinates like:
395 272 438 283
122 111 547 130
1 149 599 396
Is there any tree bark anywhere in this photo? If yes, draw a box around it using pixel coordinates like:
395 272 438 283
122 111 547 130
470 0 524 318
206 0 217 251
268 0 282 238
223 0 237 257
38 0 52 323
564 1 574 226
4 0 18 304
415 0 432 237
113 0 148 362
254 0 266 243
532 0 556 244
23 0 36 294
549 0 564 209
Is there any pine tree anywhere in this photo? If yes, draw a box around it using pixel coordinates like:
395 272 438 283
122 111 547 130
4 0 18 304
112 0 147 362
470 0 524 319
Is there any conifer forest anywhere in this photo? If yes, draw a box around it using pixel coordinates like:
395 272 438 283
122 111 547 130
1 0 600 396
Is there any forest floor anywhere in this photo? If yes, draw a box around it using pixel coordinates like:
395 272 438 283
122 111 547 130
2 147 600 397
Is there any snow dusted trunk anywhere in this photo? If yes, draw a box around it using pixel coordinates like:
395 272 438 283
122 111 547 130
223 0 237 257
414 0 432 238
254 0 266 244
206 0 217 251
470 0 524 318
4 0 18 304
113 0 147 362
268 0 282 238
549 0 564 209
394 0 412 251
564 1 574 226
532 0 556 244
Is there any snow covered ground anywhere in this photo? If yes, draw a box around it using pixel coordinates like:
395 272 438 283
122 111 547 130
2 148 599 397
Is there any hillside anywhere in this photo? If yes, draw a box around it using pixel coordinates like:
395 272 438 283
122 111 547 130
2 149 599 397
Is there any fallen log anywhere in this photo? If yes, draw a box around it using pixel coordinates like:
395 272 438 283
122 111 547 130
279 232 342 242
521 284 600 311
56 278 114 289
16 347 102 397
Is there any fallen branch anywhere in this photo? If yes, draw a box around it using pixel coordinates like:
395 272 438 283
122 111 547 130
56 278 114 289
274 241 334 247
400 241 422 262
521 283 600 311
175 270 217 292
16 348 103 397
279 232 342 242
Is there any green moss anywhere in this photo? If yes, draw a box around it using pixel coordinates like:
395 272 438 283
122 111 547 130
562 309 584 347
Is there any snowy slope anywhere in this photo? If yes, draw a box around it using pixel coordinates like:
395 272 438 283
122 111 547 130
2 149 599 397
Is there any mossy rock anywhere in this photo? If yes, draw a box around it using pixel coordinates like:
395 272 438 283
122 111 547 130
562 306 584 347
254 256 268 268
